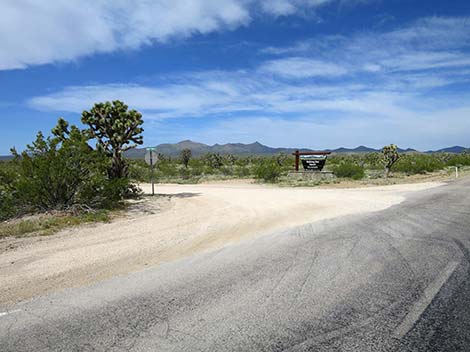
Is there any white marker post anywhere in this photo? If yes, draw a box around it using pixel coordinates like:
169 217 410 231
145 147 158 196
456 166 459 179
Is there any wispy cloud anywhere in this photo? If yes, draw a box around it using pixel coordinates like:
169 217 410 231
261 16 470 74
259 0 333 16
260 57 349 78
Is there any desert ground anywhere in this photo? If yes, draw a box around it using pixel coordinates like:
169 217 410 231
0 180 443 304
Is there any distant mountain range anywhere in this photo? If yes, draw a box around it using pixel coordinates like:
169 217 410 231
124 140 469 158
1 141 467 160
428 146 469 154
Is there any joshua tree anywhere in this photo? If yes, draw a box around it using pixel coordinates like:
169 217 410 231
275 152 288 166
81 101 144 179
205 153 223 169
225 154 236 168
382 144 400 178
180 148 192 168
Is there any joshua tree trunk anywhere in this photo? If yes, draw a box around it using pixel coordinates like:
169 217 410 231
109 151 128 179
384 166 391 178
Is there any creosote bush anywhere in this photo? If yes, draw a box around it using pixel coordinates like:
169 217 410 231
255 161 282 183
332 162 365 180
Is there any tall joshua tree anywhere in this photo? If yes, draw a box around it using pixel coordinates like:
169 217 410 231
180 148 192 168
81 100 144 179
382 144 400 178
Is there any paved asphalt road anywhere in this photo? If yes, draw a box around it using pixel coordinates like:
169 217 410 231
1 178 470 351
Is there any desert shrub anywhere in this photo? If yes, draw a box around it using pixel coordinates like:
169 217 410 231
447 153 470 167
2 113 142 220
10 128 105 213
275 152 288 166
79 175 140 209
128 160 150 182
332 162 365 180
235 158 249 168
157 160 178 177
190 165 204 176
220 166 233 176
363 152 383 170
224 154 236 167
255 161 282 182
235 166 250 177
394 154 445 174
0 161 19 220
0 190 17 220
204 153 223 169
178 167 191 179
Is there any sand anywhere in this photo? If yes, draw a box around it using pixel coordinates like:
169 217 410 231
0 181 443 304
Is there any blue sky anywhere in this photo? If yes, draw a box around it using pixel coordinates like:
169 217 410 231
1 0 470 154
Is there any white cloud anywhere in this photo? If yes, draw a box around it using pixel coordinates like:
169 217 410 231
260 0 297 16
0 0 254 70
260 57 348 78
382 52 470 72
29 83 239 117
27 64 469 121
260 0 333 16
0 1 115 70
0 0 353 70
262 16 470 75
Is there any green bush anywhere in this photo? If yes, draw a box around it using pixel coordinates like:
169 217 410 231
0 161 19 220
448 153 470 167
332 162 365 180
157 160 178 178
1 120 140 220
235 166 250 177
204 153 223 169
394 154 445 175
10 128 105 213
0 190 16 220
255 161 282 182
220 166 233 176
178 167 191 179
128 160 150 182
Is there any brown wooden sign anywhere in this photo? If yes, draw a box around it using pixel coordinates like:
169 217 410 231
292 150 331 172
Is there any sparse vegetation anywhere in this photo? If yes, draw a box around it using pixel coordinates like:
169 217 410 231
0 100 143 227
126 149 470 186
254 160 282 183
332 162 365 180
0 211 111 238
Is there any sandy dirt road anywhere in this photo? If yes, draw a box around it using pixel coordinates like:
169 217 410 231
0 181 442 304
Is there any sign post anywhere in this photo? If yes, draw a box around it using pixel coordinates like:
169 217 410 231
145 147 158 196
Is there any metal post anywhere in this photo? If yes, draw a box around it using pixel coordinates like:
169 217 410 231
295 150 300 172
150 151 155 196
